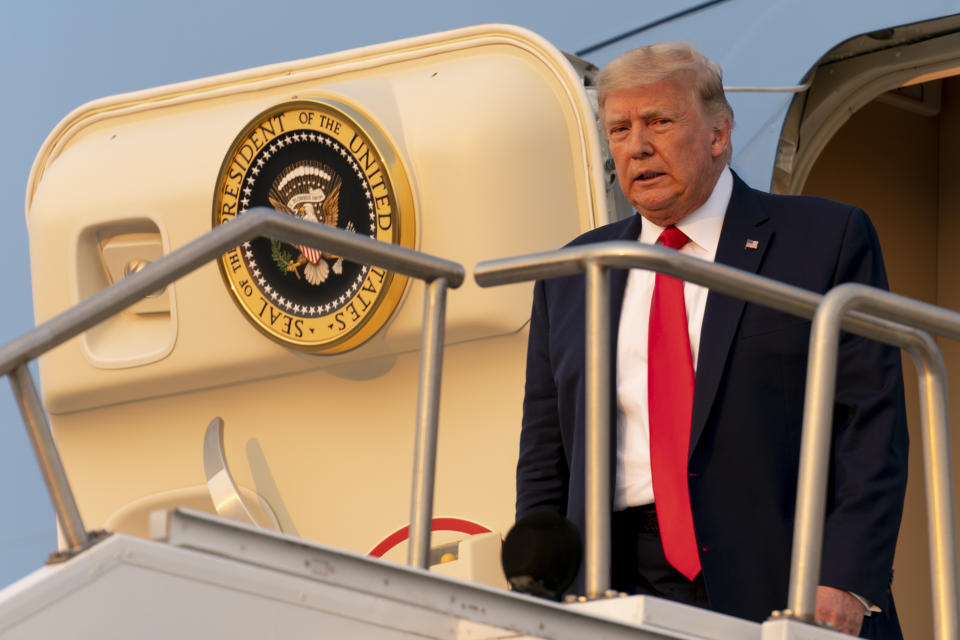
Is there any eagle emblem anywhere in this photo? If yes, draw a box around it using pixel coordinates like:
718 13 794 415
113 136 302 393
267 160 354 285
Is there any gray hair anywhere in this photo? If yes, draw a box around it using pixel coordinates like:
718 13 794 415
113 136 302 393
596 42 734 126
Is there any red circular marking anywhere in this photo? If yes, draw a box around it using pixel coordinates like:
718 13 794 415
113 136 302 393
368 517 492 558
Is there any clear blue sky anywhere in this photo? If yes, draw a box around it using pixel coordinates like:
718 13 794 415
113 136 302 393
0 0 671 588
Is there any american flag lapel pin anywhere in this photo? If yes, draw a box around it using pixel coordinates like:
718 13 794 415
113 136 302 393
744 238 759 250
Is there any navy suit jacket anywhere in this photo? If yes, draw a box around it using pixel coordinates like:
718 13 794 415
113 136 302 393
517 174 908 634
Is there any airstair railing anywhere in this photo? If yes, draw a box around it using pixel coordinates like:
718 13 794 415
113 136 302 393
792 283 960 640
474 241 956 636
0 206 464 570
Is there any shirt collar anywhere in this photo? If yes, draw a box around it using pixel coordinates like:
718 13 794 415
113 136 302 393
638 166 732 260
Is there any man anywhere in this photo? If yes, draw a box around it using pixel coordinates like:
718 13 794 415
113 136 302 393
517 43 907 639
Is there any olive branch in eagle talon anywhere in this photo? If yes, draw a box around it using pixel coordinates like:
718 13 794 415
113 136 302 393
266 159 355 285
270 240 302 278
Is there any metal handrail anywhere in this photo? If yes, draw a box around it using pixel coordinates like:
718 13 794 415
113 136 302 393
3 206 464 568
473 242 937 612
793 283 960 640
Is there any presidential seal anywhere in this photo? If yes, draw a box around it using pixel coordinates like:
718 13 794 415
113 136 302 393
213 99 415 353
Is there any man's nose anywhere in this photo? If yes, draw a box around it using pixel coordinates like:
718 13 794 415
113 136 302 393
628 127 653 157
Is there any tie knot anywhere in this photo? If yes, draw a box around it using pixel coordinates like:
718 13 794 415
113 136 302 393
658 226 689 250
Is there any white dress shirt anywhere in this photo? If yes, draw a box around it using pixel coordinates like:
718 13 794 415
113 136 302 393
614 167 732 510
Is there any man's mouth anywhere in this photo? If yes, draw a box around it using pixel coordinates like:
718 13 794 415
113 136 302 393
635 171 664 182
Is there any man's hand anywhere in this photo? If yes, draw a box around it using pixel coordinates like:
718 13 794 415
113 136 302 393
816 585 864 636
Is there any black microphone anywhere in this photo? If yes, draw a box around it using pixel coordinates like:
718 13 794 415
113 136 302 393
501 511 582 601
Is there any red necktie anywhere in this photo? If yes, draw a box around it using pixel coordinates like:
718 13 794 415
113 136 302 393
648 226 701 580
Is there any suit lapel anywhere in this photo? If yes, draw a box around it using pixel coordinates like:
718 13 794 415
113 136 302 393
689 174 772 457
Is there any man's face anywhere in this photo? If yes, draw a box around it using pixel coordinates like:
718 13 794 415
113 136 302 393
603 75 730 227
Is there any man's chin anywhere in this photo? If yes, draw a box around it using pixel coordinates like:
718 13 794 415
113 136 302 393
631 200 684 227
629 190 675 213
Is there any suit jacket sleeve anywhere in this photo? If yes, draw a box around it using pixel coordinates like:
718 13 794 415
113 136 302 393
516 278 570 519
820 207 909 607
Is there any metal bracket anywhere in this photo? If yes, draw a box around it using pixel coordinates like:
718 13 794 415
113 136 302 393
46 529 111 565
203 417 260 528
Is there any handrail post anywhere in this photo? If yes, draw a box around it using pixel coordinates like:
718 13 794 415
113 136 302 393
584 260 611 598
408 277 449 568
787 293 845 620
8 364 91 553
908 332 960 640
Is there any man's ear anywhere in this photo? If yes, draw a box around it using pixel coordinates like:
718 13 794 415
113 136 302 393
710 115 732 159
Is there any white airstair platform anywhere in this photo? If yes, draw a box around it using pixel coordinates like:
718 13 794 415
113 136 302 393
0 509 848 639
